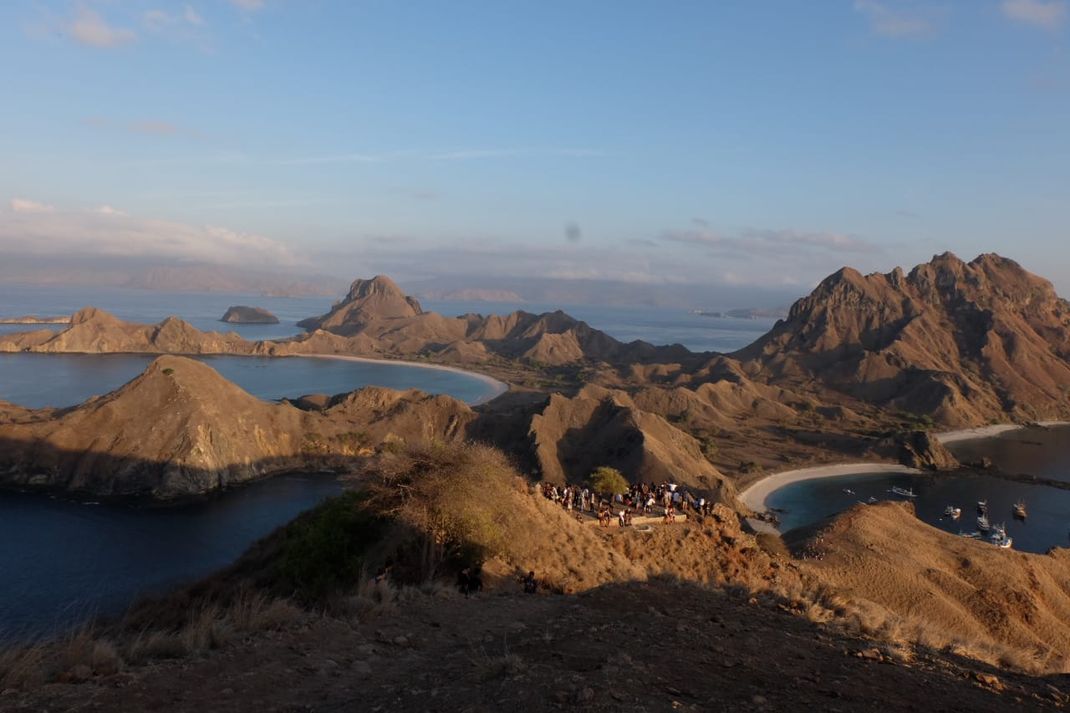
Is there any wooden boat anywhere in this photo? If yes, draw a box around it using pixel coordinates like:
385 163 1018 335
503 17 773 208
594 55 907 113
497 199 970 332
1013 501 1027 519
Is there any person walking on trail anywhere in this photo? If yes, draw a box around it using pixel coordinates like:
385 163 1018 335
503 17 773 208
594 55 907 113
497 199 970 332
523 571 537 594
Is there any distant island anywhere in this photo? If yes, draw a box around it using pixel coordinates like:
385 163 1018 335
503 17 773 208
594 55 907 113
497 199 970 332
0 314 70 325
220 306 280 324
692 307 789 320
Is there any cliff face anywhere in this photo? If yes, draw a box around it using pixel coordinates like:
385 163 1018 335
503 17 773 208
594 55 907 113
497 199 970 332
734 253 1070 427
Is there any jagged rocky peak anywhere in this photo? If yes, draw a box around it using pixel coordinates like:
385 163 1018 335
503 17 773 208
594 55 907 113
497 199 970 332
298 275 424 333
343 275 424 315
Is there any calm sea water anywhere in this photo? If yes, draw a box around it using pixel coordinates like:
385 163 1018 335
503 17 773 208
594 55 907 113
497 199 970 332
0 353 501 409
0 285 774 354
767 427 1070 554
0 475 343 642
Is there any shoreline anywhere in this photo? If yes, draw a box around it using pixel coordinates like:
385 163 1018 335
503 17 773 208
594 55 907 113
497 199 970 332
740 421 1070 520
935 420 1070 445
296 353 509 405
739 463 922 514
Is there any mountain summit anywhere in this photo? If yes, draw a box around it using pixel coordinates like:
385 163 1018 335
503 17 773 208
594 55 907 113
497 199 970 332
736 253 1070 426
298 275 424 334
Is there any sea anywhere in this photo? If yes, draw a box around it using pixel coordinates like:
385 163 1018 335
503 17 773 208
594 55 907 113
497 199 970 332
0 284 773 640
766 426 1070 555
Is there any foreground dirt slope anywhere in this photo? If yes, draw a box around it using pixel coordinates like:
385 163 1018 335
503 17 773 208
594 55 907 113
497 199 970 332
7 581 1066 713
800 501 1070 672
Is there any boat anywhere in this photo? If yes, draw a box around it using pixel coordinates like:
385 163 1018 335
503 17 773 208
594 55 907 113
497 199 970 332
958 531 981 539
867 496 878 504
1013 501 1027 519
977 499 988 514
890 486 917 498
943 505 962 519
977 515 991 532
990 530 1013 549
843 488 855 495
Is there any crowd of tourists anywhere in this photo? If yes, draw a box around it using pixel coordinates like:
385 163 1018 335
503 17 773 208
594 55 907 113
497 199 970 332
539 479 714 526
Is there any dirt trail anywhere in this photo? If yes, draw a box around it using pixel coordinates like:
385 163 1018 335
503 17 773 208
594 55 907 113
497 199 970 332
6 581 1066 713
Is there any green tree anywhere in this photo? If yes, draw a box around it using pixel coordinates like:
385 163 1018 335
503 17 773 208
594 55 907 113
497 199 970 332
588 466 630 495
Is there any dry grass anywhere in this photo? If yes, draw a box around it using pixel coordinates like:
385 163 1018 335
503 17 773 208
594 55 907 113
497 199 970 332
0 592 307 690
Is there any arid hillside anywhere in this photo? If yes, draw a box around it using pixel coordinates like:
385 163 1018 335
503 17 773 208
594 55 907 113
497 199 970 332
0 356 475 498
799 501 1070 673
733 253 1070 427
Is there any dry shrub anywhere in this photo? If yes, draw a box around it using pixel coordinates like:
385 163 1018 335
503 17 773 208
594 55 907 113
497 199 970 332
229 591 304 633
369 442 521 579
180 607 231 654
125 631 187 664
0 644 48 690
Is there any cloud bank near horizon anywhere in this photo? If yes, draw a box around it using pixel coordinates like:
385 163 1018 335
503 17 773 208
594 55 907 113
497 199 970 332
3 197 301 269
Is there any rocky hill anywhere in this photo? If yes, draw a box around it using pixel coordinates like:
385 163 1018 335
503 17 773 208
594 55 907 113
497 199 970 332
0 356 476 498
291 275 691 366
0 308 255 355
733 253 1070 427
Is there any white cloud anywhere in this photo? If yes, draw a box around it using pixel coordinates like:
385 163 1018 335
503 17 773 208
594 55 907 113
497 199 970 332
1001 0 1067 29
662 224 880 256
68 7 136 48
10 198 55 214
853 0 934 38
1 198 301 268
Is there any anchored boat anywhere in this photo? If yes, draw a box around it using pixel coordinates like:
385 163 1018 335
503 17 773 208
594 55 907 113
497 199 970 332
890 486 917 498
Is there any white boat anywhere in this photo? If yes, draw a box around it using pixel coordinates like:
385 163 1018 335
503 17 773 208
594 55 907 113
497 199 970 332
977 500 988 514
890 486 917 498
867 496 878 504
1013 501 1027 519
843 488 855 495
977 515 991 531
990 530 1013 549
943 505 961 519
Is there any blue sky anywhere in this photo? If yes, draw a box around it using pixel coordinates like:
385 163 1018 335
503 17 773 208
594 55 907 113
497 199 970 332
1 0 1068 298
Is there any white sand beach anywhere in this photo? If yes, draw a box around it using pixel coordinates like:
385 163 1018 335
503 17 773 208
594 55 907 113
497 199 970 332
297 353 509 405
935 421 1070 444
739 463 922 513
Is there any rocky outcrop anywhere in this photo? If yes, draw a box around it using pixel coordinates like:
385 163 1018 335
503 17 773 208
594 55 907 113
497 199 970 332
870 430 959 471
734 253 1070 427
220 306 280 324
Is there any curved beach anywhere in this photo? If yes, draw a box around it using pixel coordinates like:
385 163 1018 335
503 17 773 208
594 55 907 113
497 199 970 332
740 421 1070 520
298 353 509 405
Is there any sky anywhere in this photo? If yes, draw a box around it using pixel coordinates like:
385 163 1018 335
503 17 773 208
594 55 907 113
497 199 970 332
1 0 1069 303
